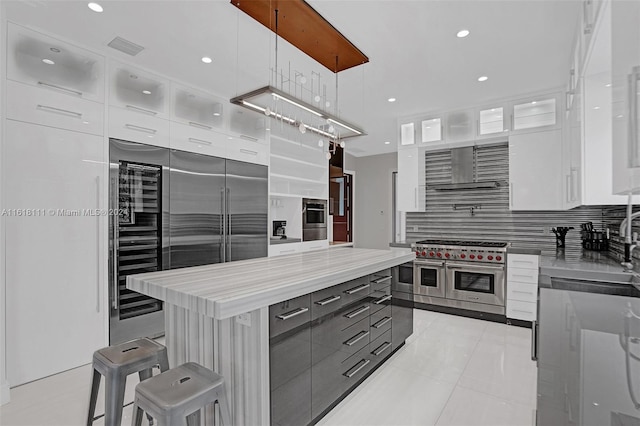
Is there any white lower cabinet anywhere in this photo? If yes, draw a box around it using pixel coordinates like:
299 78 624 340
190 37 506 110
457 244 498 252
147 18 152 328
506 253 539 322
4 120 107 386
268 243 302 257
300 240 329 252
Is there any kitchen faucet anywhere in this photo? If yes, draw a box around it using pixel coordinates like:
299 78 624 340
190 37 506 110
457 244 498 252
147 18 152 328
620 194 640 270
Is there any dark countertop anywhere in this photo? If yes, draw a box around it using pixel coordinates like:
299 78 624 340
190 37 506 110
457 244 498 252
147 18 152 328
507 247 541 255
269 237 302 245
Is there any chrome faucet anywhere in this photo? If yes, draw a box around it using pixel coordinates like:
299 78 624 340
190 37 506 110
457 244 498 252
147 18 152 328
620 194 640 270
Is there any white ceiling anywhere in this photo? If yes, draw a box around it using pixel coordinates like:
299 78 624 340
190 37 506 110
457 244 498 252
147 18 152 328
3 0 581 157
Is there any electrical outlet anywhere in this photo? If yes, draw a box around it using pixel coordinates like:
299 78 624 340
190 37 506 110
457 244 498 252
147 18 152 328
235 312 252 327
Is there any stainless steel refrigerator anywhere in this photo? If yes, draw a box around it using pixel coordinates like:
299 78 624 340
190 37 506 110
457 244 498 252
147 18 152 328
109 139 267 344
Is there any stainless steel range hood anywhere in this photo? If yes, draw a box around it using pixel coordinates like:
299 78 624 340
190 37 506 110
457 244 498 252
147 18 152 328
428 146 501 190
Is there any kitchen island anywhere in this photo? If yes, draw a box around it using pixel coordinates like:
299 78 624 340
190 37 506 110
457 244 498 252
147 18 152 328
127 247 414 425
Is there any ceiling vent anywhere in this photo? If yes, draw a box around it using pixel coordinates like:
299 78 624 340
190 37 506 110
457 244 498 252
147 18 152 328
107 36 144 56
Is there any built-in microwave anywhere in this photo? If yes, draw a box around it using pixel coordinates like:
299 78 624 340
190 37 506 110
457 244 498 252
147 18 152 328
302 198 327 241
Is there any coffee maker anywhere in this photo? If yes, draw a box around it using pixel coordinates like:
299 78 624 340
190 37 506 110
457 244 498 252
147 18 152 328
273 220 287 239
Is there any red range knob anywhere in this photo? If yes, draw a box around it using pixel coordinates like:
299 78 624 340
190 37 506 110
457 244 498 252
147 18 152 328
422 251 427 257
488 255 494 261
429 251 435 257
477 255 483 260
444 253 450 258
436 252 442 258
469 254 476 259
460 254 466 259
416 251 421 256
496 255 502 261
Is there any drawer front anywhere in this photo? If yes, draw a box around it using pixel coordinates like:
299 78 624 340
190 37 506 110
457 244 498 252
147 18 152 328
370 305 392 342
226 136 268 165
369 329 393 366
507 281 538 303
508 254 539 270
270 294 311 338
507 266 539 284
341 342 375 388
312 284 345 319
342 277 372 305
269 243 302 257
170 122 226 158
369 288 392 315
339 317 371 361
370 270 392 292
311 302 368 365
7 80 104 135
270 325 311 391
506 299 537 321
109 106 170 148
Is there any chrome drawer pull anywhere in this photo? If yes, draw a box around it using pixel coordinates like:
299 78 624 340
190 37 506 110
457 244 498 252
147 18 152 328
513 273 534 278
125 124 157 134
343 359 370 378
512 309 533 314
188 121 212 130
345 283 370 295
372 275 392 284
188 137 213 146
36 104 82 118
316 295 341 306
239 149 258 156
372 342 391 357
345 305 369 319
344 330 369 347
276 307 309 320
240 134 258 142
125 105 158 115
37 81 82 96
374 295 392 305
372 317 392 329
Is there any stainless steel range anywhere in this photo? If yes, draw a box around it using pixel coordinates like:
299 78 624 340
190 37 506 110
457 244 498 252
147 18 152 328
411 239 508 315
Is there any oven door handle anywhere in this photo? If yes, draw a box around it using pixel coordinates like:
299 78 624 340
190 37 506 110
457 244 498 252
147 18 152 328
414 260 445 267
446 263 505 271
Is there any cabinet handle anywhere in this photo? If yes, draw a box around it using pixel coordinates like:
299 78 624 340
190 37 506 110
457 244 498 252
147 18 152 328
125 124 157 134
566 175 571 203
512 309 533 314
37 81 82 96
345 305 370 319
188 121 212 130
629 66 640 167
111 177 119 311
279 249 295 254
512 273 534 278
373 295 392 305
240 134 258 142
513 290 534 295
36 104 82 118
315 295 341 306
371 275 392 285
372 316 392 329
372 342 392 357
343 359 370 378
239 149 258 156
345 283 370 294
509 183 514 209
96 176 101 314
531 320 538 361
512 260 535 265
276 307 309 320
414 187 418 209
344 330 369 346
125 105 158 116
188 137 212 146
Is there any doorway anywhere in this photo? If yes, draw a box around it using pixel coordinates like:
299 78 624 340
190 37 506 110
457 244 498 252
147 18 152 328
330 173 352 243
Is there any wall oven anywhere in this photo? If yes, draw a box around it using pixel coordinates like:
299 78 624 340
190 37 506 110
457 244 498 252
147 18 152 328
445 261 505 307
413 259 446 298
302 198 327 241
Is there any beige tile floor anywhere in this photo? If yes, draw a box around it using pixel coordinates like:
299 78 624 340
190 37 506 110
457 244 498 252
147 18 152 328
0 310 537 426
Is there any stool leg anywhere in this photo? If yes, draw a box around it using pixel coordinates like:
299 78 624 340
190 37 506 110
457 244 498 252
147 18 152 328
158 350 169 373
87 369 101 426
215 386 232 426
105 372 127 426
131 401 144 426
138 369 155 426
186 410 200 426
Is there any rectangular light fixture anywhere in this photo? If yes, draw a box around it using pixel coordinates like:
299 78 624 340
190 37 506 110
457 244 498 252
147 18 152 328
231 86 365 140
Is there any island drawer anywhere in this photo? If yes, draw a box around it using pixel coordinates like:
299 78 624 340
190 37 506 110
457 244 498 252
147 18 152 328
369 289 392 315
370 305 392 342
370 270 392 292
270 294 311 338
341 277 372 305
369 329 393 367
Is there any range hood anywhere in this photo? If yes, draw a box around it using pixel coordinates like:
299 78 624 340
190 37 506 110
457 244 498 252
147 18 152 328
428 146 502 190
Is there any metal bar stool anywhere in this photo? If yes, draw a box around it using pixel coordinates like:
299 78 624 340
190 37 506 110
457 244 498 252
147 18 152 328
87 337 170 426
131 362 232 426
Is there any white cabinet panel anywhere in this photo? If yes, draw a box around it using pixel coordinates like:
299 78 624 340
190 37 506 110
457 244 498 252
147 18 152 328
227 136 268 165
507 267 539 284
170 121 226 158
7 22 105 102
4 121 106 386
228 104 266 142
171 83 225 130
108 106 170 148
446 110 475 142
300 240 329 252
269 243 302 257
508 253 540 269
400 122 415 146
506 300 537 321
507 281 538 303
397 147 424 212
6 80 104 135
509 129 564 210
513 98 557 131
109 61 170 118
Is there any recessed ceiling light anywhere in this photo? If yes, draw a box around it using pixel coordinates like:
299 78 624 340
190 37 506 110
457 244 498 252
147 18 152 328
388 98 396 103
142 90 151 95
384 141 390 145
201 56 212 64
605 83 612 87
593 106 600 110
213 112 221 116
617 114 624 118
88 2 103 13
491 108 496 112
532 101 537 105
42 58 55 65
477 76 488 82
457 29 470 38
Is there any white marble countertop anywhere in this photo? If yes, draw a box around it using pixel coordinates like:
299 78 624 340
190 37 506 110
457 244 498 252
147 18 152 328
127 247 415 320
539 252 636 281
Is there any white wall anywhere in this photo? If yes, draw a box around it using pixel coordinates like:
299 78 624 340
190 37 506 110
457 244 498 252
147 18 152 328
0 0 9 406
348 152 397 249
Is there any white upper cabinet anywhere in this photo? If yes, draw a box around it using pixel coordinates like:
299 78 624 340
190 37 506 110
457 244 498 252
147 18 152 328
397 147 425 212
228 104 267 142
611 0 640 194
400 122 416 147
445 109 475 142
421 118 442 143
171 83 225 130
109 60 170 118
7 22 105 102
512 96 558 131
478 107 505 136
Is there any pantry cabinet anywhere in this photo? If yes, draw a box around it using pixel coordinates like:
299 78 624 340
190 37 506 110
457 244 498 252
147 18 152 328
397 147 425 212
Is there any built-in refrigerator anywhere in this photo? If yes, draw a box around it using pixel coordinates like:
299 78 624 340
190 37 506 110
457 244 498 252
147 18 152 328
109 139 267 344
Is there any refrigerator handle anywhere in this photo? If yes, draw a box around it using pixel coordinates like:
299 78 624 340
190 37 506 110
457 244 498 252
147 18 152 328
226 187 231 261
221 187 226 263
96 175 101 314
110 176 119 311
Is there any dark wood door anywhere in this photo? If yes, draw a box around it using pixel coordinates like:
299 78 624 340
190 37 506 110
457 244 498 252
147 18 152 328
330 173 352 242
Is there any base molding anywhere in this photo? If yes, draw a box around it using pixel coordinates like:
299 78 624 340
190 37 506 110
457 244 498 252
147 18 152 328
1 380 10 406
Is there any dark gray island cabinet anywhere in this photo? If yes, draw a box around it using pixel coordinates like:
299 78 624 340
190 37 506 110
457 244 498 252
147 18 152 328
269 267 413 426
